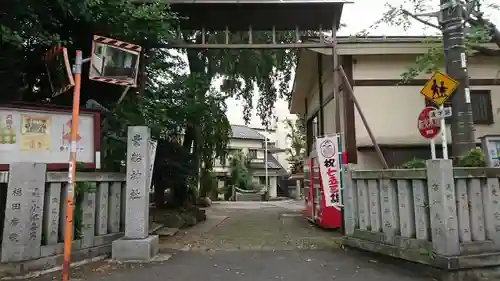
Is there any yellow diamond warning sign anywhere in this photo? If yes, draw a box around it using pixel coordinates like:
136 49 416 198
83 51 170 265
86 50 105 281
420 71 459 106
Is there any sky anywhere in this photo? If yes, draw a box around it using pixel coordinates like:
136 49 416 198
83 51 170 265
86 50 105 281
338 0 500 36
225 0 500 128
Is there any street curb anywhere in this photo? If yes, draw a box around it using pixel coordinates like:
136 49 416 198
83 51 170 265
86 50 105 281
0 256 107 280
107 253 173 264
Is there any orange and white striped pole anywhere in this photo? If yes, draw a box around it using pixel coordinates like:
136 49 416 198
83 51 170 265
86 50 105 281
62 50 82 281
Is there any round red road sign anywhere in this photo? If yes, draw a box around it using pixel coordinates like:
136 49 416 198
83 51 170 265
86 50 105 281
418 107 440 139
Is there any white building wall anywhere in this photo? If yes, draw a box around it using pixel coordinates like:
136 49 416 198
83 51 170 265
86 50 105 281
351 55 500 147
298 51 500 169
226 93 294 172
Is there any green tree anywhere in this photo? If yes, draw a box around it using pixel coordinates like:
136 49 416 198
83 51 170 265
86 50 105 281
227 151 257 191
171 31 296 203
0 0 176 104
284 117 306 174
1 1 296 208
2 0 205 208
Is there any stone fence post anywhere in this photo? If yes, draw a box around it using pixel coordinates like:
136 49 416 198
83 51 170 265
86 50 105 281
112 126 159 261
426 159 460 256
343 164 357 236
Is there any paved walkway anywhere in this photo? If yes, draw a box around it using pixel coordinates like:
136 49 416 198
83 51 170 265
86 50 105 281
29 200 433 281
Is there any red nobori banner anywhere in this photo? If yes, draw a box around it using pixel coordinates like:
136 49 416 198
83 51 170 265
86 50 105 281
316 135 341 209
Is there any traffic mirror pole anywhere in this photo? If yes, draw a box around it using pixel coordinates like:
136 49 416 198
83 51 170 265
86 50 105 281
62 51 93 281
62 50 82 281
46 36 142 281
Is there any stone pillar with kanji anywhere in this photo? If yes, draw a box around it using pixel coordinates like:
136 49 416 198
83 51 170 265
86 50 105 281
112 126 159 261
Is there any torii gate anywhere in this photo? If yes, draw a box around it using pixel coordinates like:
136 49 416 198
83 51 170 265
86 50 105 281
131 0 351 145
130 0 357 168
154 0 354 191
142 0 361 229
127 0 353 142
54 2 353 280
134 0 349 49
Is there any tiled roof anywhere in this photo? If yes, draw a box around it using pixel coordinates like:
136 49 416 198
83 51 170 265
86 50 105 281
231 125 265 140
229 124 288 175
250 153 288 175
305 35 439 44
267 153 288 174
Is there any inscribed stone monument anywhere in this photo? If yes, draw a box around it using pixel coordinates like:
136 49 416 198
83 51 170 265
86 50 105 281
124 126 150 239
112 126 159 261
1 163 46 262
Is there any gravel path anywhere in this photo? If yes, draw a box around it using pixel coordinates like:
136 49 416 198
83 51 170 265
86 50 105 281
163 200 342 251
27 200 434 281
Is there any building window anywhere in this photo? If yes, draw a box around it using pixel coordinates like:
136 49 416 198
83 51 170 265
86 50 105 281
259 176 266 185
424 89 493 125
248 149 257 158
470 90 493 124
262 141 276 149
228 148 241 157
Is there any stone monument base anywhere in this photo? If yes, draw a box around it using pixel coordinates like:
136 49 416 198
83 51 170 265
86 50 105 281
111 235 159 262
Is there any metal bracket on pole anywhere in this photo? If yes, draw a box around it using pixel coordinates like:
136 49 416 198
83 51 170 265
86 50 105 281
74 57 91 74
116 87 131 106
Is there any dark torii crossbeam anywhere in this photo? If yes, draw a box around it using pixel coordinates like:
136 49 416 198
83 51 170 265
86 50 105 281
132 0 350 49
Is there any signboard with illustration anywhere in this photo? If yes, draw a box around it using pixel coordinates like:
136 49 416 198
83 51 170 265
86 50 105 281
315 134 341 209
20 115 51 151
0 105 100 170
0 114 16 150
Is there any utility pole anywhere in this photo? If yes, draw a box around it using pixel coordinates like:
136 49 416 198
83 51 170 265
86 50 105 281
440 0 475 158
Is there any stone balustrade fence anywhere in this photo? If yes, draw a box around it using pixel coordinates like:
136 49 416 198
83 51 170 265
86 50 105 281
0 126 159 276
0 163 126 276
343 159 500 277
